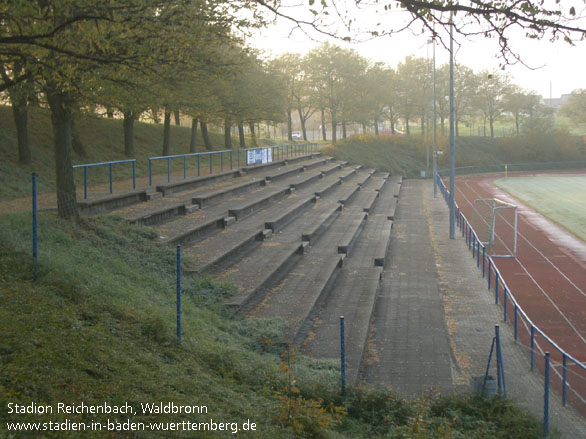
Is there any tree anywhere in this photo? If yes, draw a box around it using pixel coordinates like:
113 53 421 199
474 70 511 137
503 87 542 135
1 0 264 218
559 89 586 124
254 1 585 67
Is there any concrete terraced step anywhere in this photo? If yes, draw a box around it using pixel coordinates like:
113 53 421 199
109 156 327 224
301 176 400 383
248 205 372 345
222 171 369 310
182 167 362 273
303 266 383 384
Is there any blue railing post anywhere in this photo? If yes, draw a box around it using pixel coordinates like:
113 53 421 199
495 273 499 304
544 352 550 439
183 156 186 179
472 235 476 257
530 326 535 371
197 155 200 176
340 316 346 396
488 259 492 289
238 150 240 168
109 163 113 194
149 159 152 186
221 151 223 171
230 150 233 170
83 167 88 199
32 173 38 280
132 161 136 190
503 287 507 321
167 158 170 182
562 354 567 407
482 247 486 277
177 245 181 342
209 153 213 175
514 305 518 342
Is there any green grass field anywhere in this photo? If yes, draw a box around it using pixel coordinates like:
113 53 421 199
494 174 586 242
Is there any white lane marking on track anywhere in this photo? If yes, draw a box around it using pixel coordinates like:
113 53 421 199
457 179 586 347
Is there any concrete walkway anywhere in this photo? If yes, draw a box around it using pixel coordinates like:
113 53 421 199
363 179 453 397
424 179 586 438
364 178 585 437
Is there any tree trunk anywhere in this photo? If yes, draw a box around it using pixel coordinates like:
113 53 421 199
342 121 347 139
331 114 337 145
287 109 292 141
405 117 410 135
249 122 257 147
420 116 425 136
162 109 171 155
11 94 31 165
298 106 308 141
238 122 246 148
389 110 395 134
45 87 78 220
489 116 495 138
189 117 199 153
224 117 232 149
174 110 180 126
71 116 87 157
201 119 212 151
151 108 160 124
321 109 326 141
515 114 520 135
106 108 114 118
440 116 445 135
123 110 136 158
374 119 379 136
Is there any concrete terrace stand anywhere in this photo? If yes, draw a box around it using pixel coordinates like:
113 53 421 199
94 155 586 435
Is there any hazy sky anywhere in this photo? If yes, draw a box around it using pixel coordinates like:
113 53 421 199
248 1 586 98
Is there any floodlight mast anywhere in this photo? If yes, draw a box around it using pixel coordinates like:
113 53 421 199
432 29 437 199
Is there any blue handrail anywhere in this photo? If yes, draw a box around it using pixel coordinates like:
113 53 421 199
73 159 136 200
436 173 586 411
148 150 232 186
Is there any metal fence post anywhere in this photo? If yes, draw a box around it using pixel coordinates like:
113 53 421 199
495 273 499 304
503 287 508 322
167 158 170 182
32 173 38 280
562 354 567 407
482 247 486 277
149 159 152 186
514 305 518 342
109 163 113 194
83 167 88 199
340 316 346 396
197 155 200 176
209 153 213 175
221 152 223 171
183 156 186 179
544 352 550 439
132 161 136 190
488 259 492 289
530 326 535 371
230 150 233 169
177 245 181 342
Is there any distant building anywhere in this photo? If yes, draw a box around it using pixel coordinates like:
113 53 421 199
541 94 571 111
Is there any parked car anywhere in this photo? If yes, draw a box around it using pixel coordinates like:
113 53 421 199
291 131 302 139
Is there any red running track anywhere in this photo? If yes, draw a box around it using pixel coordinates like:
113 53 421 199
449 170 586 413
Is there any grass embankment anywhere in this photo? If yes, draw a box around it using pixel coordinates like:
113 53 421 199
0 213 549 438
0 105 299 199
495 175 586 242
332 132 586 178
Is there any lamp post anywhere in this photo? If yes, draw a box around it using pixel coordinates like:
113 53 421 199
449 14 456 239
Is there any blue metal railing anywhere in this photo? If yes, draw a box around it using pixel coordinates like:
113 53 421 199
72 159 136 200
148 150 233 186
436 173 586 414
